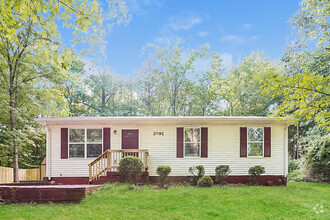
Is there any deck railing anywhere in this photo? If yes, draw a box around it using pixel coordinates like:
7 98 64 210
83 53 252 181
88 149 149 182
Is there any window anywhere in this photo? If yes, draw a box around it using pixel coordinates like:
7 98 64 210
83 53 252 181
247 128 263 157
87 129 102 158
69 129 103 158
184 128 200 157
69 129 85 158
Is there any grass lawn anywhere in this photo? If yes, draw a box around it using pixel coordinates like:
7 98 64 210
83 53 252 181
0 182 329 219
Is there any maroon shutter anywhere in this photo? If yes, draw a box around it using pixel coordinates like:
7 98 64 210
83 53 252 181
264 127 271 157
61 128 68 159
103 128 111 152
177 127 184 158
201 127 208 158
240 127 247 157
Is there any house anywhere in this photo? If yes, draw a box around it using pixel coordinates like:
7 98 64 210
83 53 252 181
35 116 289 185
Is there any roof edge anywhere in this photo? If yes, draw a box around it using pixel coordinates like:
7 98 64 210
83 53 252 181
35 116 293 126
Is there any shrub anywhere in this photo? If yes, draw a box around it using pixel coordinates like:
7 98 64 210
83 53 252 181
197 176 213 187
118 156 144 186
156 165 172 188
304 135 330 183
288 169 303 182
248 165 265 185
288 158 301 173
288 158 303 182
188 165 205 186
215 165 231 185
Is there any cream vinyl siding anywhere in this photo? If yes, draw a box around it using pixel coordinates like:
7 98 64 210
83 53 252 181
47 124 287 177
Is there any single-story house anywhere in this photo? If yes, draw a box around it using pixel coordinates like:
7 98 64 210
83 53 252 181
35 116 289 185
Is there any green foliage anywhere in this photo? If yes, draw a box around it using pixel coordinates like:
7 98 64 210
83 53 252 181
155 41 210 115
248 165 265 185
188 165 205 186
303 134 330 183
190 53 224 116
248 165 266 176
0 0 130 53
137 59 163 116
221 53 283 116
156 165 172 188
0 0 129 181
288 158 303 182
118 156 144 186
215 165 231 184
197 176 213 187
288 169 304 182
288 158 301 173
260 71 329 130
276 0 330 133
290 0 330 50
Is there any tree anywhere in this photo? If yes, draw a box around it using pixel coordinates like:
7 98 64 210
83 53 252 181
261 71 329 129
0 0 129 182
220 53 282 116
55 58 88 116
138 59 161 116
86 67 122 116
119 77 142 116
155 41 209 115
190 53 224 116
262 0 330 131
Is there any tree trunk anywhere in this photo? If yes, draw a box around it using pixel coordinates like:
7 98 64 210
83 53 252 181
147 86 151 115
101 87 106 107
295 123 300 159
9 87 19 183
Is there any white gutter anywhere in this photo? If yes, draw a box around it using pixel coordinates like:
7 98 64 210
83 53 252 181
35 116 292 126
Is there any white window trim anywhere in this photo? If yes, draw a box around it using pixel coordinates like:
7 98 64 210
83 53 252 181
247 127 264 158
68 128 103 159
184 127 201 158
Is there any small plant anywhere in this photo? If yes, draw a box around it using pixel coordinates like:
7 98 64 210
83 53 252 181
156 165 172 189
188 165 205 186
118 156 144 186
215 165 231 185
288 158 301 173
248 165 265 185
197 176 213 187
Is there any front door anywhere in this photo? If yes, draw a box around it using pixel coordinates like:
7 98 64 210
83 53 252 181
122 129 139 149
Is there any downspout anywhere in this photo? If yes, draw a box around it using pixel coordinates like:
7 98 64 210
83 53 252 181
284 125 288 177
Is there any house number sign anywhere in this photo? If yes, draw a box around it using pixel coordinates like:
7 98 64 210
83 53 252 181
153 132 164 136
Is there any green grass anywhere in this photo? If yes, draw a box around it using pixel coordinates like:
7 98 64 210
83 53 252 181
0 182 329 219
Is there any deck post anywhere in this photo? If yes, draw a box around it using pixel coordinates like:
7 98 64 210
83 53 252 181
89 164 92 183
107 150 111 170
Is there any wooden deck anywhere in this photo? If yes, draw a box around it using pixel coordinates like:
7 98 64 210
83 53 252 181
89 149 149 182
0 185 100 203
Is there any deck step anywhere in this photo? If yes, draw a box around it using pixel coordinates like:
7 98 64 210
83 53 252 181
91 171 149 185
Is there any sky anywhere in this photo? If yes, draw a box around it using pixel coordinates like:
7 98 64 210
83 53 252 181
65 0 302 76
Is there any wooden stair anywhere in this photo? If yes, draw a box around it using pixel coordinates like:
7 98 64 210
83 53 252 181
88 149 149 184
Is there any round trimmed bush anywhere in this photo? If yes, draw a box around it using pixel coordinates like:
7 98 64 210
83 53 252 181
156 165 172 188
197 176 213 187
118 156 144 185
248 165 265 176
215 165 231 184
248 165 265 185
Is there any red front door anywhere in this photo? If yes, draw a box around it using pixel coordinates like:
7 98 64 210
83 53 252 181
122 129 139 149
